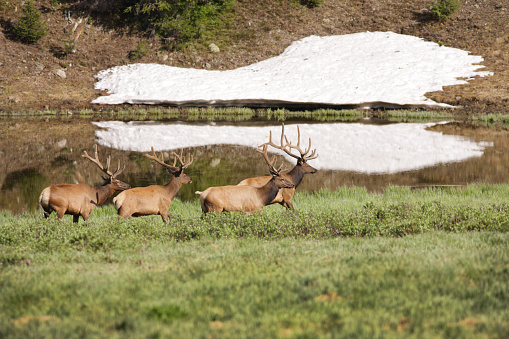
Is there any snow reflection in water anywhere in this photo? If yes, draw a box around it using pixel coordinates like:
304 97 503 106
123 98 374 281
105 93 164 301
93 121 492 175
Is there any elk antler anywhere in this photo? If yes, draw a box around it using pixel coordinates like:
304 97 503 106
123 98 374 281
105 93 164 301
82 144 125 178
172 148 194 170
257 144 286 176
284 124 318 162
145 147 193 174
259 123 318 162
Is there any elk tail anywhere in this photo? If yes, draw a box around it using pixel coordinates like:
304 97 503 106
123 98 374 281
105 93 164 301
39 187 50 208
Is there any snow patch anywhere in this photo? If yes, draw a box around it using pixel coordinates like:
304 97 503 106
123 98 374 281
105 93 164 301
92 32 492 108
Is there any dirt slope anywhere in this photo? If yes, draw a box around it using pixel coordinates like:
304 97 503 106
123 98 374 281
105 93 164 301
0 0 508 114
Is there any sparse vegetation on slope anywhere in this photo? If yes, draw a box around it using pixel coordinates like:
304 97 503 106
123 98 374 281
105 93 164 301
0 0 507 113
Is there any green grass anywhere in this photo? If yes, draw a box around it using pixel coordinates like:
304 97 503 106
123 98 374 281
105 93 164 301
378 109 454 122
1 107 459 123
471 113 509 128
7 107 505 129
1 184 508 338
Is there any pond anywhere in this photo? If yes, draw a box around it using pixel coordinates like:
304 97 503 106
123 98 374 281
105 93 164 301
1 117 508 215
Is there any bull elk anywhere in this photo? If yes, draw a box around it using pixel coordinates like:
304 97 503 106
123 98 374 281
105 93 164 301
238 123 318 210
196 144 295 214
39 145 130 223
113 148 193 222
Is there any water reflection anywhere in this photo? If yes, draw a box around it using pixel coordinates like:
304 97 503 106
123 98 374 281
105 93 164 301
1 119 507 215
2 169 50 212
93 121 490 174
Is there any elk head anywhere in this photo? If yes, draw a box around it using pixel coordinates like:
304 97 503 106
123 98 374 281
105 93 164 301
257 144 295 190
260 123 318 175
145 147 193 183
82 144 131 191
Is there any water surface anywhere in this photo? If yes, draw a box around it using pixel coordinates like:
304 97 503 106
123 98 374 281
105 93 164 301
1 118 507 215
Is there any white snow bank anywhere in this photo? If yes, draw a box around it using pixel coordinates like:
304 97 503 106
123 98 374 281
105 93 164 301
92 122 492 174
92 32 492 108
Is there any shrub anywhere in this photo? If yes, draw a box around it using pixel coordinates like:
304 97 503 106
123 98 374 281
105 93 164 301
429 0 461 20
122 0 235 47
14 0 47 43
301 0 324 8
129 41 151 60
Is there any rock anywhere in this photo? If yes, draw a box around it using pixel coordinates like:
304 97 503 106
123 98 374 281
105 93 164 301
55 69 66 78
210 158 221 167
55 139 67 150
161 54 169 61
8 96 20 103
209 43 220 53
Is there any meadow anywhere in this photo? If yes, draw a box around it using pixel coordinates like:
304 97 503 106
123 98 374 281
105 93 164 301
1 184 508 338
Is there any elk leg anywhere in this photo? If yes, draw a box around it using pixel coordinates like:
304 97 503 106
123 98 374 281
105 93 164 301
282 190 295 211
284 201 295 211
160 211 171 223
118 207 131 219
81 211 91 222
55 208 66 219
203 202 223 213
73 215 80 223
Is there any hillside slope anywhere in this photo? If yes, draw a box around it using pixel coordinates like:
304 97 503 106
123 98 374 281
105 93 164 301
0 0 507 113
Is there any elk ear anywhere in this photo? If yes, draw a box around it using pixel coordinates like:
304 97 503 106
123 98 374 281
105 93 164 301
167 167 182 176
269 168 279 177
102 175 109 181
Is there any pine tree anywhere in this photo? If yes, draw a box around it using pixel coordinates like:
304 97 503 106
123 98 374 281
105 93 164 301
14 0 48 43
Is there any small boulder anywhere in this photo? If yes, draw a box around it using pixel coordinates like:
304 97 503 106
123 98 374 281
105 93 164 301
55 69 66 79
55 139 67 150
209 43 220 53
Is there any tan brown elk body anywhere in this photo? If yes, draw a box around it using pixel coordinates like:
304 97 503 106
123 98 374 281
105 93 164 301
113 148 193 222
197 145 295 214
238 124 318 210
39 145 130 223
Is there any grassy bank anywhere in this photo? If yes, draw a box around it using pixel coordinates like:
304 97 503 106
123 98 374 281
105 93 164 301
1 185 508 338
6 106 509 127
0 107 456 123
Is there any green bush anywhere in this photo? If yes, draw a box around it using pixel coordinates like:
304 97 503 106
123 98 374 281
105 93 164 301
301 0 324 8
122 0 235 47
14 0 47 43
129 41 151 60
429 0 461 20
